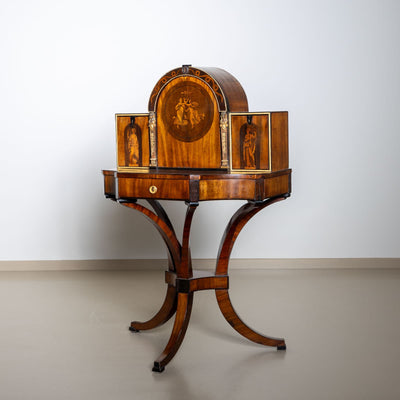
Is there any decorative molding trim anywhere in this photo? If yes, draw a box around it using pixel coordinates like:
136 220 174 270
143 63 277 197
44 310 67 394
148 66 226 112
0 258 399 272
149 111 157 167
220 111 229 168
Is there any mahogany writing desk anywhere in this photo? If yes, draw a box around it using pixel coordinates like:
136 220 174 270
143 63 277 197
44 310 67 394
102 66 291 372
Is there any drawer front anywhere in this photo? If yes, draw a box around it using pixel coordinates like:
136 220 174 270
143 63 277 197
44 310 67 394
199 178 256 200
118 177 189 200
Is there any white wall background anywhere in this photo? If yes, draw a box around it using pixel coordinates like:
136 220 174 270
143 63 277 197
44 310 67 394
1 0 399 261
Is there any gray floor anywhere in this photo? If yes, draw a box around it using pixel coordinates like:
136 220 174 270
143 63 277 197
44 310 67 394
0 268 399 400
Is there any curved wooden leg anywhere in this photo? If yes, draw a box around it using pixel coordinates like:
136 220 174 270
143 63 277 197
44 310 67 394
147 199 177 272
121 201 181 271
216 289 285 348
121 201 198 371
152 292 194 372
179 202 198 278
130 285 177 332
215 196 288 349
146 199 177 241
152 203 197 372
121 202 181 331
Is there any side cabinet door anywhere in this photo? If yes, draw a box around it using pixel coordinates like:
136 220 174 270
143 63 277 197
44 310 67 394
116 113 150 172
229 112 272 172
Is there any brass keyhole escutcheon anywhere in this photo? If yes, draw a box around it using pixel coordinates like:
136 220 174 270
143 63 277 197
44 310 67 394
149 185 157 194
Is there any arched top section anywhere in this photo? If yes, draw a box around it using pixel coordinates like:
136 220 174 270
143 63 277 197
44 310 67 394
148 65 248 112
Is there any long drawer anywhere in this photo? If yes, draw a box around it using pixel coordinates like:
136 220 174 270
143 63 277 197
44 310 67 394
117 176 190 200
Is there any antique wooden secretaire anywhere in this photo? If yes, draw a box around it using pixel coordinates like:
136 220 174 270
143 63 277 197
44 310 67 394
103 65 291 372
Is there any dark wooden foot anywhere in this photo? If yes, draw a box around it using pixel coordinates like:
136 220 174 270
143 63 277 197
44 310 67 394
152 362 165 373
130 285 177 331
216 289 286 348
153 292 193 372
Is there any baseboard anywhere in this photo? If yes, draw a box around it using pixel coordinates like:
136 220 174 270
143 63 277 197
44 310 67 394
0 258 399 271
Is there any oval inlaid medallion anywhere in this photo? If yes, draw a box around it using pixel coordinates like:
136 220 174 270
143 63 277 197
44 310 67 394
160 81 214 142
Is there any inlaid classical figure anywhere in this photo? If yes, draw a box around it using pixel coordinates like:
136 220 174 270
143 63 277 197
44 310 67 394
243 124 257 168
240 123 258 169
124 121 142 166
173 92 205 129
128 127 139 165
